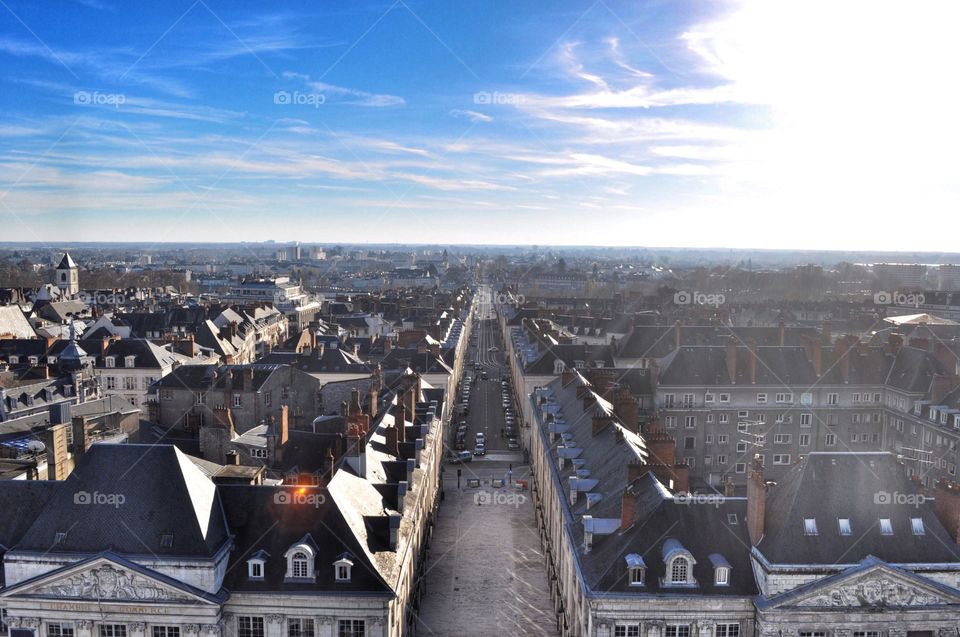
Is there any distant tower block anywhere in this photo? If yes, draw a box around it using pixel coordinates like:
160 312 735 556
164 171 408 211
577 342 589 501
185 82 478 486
55 252 79 296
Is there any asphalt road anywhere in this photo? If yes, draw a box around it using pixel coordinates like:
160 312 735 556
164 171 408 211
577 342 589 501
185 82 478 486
452 285 522 462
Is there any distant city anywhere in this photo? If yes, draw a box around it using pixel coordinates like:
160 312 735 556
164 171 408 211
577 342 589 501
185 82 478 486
1 244 960 636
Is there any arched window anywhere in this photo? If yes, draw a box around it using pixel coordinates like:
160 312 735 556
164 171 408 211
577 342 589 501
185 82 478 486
291 551 309 578
671 557 688 584
283 540 316 580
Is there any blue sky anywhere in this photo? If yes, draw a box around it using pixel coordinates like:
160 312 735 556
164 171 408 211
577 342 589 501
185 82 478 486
2 0 958 248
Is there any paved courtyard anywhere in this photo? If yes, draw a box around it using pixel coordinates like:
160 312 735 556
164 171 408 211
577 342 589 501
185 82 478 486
417 462 560 637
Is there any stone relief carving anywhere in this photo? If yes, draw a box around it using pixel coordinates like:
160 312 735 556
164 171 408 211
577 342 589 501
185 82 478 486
797 577 944 608
33 564 193 601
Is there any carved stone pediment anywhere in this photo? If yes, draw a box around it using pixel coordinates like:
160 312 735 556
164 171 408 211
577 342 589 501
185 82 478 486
20 562 198 603
795 574 946 609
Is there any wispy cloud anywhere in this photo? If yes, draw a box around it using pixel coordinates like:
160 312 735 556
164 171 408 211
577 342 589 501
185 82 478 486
450 109 492 123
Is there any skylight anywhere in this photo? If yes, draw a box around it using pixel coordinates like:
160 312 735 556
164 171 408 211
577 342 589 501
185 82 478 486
838 518 851 535
804 518 818 535
880 518 893 535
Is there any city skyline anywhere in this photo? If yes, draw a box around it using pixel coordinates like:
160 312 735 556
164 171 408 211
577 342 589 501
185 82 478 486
2 1 958 248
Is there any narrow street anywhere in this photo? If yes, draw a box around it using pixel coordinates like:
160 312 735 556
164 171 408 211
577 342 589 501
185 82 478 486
416 284 559 636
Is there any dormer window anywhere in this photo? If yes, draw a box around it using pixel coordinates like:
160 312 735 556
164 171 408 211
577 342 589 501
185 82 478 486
912 518 925 535
291 552 310 578
105 356 115 368
710 554 731 586
625 553 645 586
247 550 268 579
880 518 893 535
804 518 818 535
283 540 316 581
124 356 136 367
838 518 851 535
334 555 354 582
662 539 696 587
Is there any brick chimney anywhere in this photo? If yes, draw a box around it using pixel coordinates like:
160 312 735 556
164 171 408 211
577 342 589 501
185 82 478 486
646 429 676 467
561 367 575 386
627 460 648 482
746 337 758 385
385 424 399 456
592 410 610 436
44 422 71 480
934 341 960 376
672 463 690 494
279 405 289 446
803 335 822 377
394 398 407 442
349 387 362 416
726 337 738 384
747 454 767 545
367 383 379 419
935 478 960 544
886 333 904 356
836 335 856 384
723 475 736 497
620 486 636 531
932 374 957 405
613 386 639 432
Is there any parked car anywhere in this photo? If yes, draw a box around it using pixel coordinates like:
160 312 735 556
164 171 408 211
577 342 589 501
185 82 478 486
473 443 486 456
452 450 473 463
476 432 486 443
507 440 520 450
488 346 499 352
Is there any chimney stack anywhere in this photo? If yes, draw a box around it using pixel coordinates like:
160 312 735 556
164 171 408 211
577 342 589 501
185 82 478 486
804 335 823 377
726 337 738 384
627 460 648 482
778 320 785 347
620 486 636 531
746 337 758 385
592 410 610 437
279 405 289 446
935 478 960 544
723 475 736 497
385 424 399 457
746 454 767 545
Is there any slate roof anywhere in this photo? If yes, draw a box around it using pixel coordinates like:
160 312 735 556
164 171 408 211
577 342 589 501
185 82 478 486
153 364 284 391
0 306 35 339
11 445 229 558
218 482 393 594
56 253 77 269
756 452 960 566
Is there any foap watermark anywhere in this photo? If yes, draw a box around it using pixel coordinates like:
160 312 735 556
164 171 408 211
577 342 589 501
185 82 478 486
673 290 725 307
74 490 126 508
478 289 525 308
674 492 726 508
273 90 326 108
73 91 125 108
274 490 326 508
873 291 925 307
474 489 526 508
473 91 525 107
79 291 126 305
874 490 928 507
